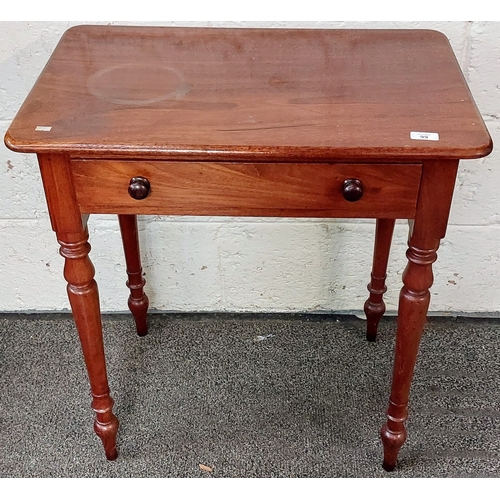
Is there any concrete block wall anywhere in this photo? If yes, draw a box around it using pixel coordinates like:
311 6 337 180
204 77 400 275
1 21 499 315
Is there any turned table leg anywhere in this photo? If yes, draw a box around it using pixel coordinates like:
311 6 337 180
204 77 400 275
59 227 119 460
118 214 149 336
380 160 459 471
38 153 119 460
380 239 437 471
364 219 395 341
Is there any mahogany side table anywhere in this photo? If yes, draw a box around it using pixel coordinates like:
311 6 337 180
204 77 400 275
4 25 492 471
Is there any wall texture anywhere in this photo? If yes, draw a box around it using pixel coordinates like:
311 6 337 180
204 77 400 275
1 21 499 315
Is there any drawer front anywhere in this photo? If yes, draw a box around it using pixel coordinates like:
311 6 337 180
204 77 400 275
71 160 422 218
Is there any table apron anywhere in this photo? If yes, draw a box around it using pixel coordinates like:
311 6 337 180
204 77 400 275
71 159 422 218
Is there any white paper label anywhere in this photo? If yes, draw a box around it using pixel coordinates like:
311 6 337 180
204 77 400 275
35 126 52 132
410 131 439 141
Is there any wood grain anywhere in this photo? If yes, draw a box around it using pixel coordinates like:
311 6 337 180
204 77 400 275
37 153 119 460
380 159 460 471
71 160 422 218
5 26 492 161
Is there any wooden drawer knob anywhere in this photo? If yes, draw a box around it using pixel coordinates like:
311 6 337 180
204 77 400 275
342 178 363 202
128 176 151 200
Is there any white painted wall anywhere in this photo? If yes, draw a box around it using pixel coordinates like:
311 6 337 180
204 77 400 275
1 21 499 315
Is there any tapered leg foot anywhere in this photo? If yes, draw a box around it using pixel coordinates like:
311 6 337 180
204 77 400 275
118 215 149 336
364 219 395 341
380 406 407 471
128 288 149 337
93 396 120 460
382 460 396 472
365 299 385 342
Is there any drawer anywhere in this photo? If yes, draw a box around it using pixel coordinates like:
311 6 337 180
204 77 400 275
71 160 422 218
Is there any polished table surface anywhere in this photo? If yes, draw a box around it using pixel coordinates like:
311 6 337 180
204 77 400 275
4 25 493 471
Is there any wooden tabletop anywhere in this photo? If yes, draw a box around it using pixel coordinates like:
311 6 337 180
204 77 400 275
4 25 492 161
